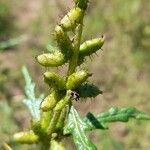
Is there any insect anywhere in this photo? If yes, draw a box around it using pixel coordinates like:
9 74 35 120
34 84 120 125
70 90 80 101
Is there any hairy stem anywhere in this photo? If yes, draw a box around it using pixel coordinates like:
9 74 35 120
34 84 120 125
68 20 84 75
47 94 71 136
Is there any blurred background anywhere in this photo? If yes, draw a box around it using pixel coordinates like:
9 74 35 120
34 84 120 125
0 0 150 149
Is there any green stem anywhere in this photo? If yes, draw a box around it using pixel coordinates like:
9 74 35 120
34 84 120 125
40 141 50 150
47 111 61 136
68 20 84 76
47 94 70 136
56 106 68 131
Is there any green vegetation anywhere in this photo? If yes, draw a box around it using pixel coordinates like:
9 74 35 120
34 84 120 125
0 0 150 149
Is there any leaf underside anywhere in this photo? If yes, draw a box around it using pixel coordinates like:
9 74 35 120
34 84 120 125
64 106 150 150
22 66 43 120
64 106 97 150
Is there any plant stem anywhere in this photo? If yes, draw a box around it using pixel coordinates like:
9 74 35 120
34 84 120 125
47 111 61 136
67 20 84 76
47 94 70 136
40 141 50 150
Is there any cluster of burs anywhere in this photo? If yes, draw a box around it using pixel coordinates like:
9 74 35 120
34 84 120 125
14 0 104 145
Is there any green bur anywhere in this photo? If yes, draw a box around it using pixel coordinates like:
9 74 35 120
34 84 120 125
44 72 66 90
66 70 92 90
37 51 66 67
13 131 39 144
79 36 105 58
55 25 73 55
60 7 84 31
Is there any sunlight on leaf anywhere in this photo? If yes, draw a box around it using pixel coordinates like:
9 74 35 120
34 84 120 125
64 106 97 150
22 66 44 120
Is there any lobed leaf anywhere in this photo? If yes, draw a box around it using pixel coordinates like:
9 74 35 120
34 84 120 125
64 106 97 150
83 107 150 131
22 66 43 120
75 83 102 98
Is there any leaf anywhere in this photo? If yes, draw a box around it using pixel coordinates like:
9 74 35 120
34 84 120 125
75 83 102 98
0 35 27 51
83 107 150 131
83 112 109 131
64 106 97 150
22 66 44 120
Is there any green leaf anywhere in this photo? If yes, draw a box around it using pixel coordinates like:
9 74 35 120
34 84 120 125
0 35 27 51
83 107 150 131
64 106 97 150
75 83 102 98
22 66 44 120
83 112 109 131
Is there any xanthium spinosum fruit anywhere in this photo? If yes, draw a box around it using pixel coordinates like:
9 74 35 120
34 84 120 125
60 7 84 31
55 25 73 54
66 70 92 90
41 92 59 111
79 36 105 58
13 131 39 144
41 111 52 131
37 51 66 67
44 72 66 90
